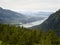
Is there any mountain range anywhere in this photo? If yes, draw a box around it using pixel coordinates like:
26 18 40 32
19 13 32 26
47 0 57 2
0 7 52 25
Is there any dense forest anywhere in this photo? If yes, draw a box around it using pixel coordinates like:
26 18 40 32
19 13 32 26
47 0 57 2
0 23 60 45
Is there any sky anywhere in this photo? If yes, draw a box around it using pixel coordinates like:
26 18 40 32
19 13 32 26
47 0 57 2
0 0 60 12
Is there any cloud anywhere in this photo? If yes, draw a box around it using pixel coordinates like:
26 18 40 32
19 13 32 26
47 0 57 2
0 0 60 11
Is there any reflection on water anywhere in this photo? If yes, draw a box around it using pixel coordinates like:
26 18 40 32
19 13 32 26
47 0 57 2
20 18 47 28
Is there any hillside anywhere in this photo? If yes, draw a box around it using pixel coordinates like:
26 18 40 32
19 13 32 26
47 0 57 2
32 9 60 36
0 7 28 24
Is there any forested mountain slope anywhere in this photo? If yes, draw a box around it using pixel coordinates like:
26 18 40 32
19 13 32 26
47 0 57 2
32 9 60 36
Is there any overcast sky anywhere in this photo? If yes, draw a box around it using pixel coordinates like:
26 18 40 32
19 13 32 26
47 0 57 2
0 0 60 11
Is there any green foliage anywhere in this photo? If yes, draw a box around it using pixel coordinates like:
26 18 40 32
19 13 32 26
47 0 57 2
0 24 60 45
